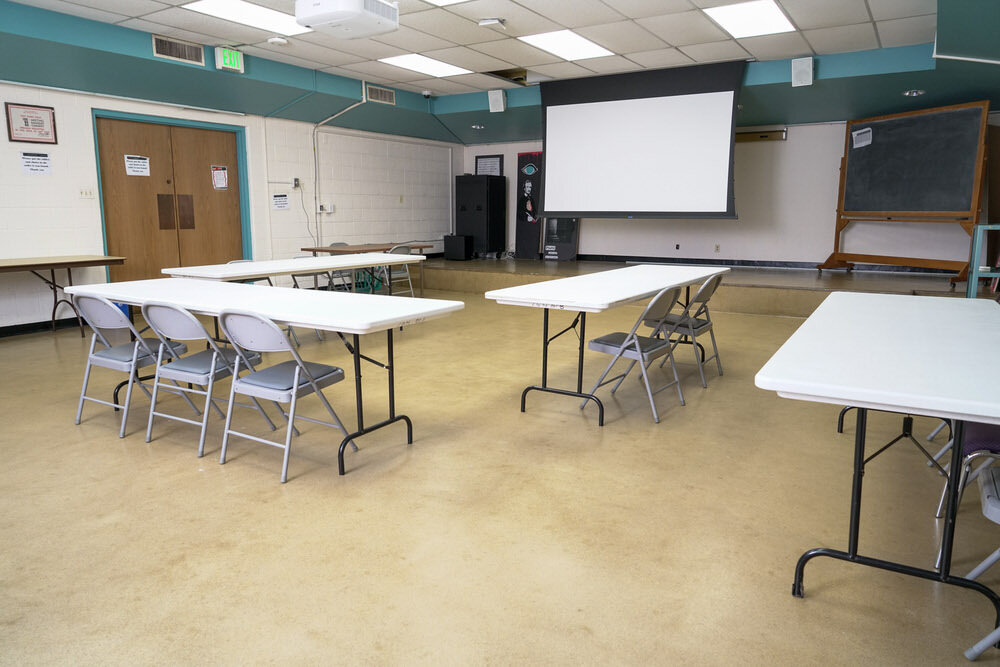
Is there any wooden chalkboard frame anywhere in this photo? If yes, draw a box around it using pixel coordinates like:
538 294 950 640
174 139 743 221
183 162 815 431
819 100 989 282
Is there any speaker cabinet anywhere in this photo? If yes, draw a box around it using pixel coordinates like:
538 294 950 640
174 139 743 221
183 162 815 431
444 234 473 260
455 175 506 255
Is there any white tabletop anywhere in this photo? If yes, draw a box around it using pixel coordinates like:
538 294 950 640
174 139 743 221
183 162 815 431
162 252 425 281
484 264 729 312
755 291 1000 425
65 278 462 335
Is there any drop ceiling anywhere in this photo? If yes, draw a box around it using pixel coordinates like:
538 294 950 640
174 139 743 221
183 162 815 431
9 0 938 95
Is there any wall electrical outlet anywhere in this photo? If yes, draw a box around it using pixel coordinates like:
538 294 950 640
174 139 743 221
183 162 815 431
318 204 334 213
714 244 721 253
675 244 680 250
79 187 96 199
292 177 300 188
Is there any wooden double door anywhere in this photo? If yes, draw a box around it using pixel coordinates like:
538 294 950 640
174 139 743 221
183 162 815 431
97 118 243 282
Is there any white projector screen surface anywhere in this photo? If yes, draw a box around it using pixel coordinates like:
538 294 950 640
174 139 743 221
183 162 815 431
543 91 735 215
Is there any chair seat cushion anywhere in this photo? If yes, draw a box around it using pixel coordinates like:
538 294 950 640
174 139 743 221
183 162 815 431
653 313 711 331
93 338 186 363
963 422 1000 455
589 332 668 357
163 348 260 375
239 360 344 391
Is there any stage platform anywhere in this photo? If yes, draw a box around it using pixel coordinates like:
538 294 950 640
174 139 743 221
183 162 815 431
420 258 972 317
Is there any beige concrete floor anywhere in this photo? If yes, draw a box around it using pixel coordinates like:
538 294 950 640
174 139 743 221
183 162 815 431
1 290 999 664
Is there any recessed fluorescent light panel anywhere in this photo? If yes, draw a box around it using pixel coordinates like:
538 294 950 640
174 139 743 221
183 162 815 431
379 54 472 77
518 30 613 61
703 0 794 39
183 0 311 36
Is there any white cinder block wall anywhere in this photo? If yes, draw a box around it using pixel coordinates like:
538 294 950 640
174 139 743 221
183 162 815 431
0 81 461 327
466 123 974 264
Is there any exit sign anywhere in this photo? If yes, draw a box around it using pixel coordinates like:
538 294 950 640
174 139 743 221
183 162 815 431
214 47 244 73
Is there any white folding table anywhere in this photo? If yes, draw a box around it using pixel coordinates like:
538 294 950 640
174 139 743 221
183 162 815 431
485 264 729 425
755 291 1000 638
65 278 464 474
162 252 425 295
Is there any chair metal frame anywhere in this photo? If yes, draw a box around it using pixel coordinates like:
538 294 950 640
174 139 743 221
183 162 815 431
141 301 278 457
218 309 355 483
73 294 189 438
650 273 724 388
377 245 414 297
582 287 685 423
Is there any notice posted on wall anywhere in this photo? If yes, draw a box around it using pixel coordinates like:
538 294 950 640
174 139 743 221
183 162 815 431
271 193 289 210
20 152 51 175
211 165 228 190
124 154 150 176
851 127 872 149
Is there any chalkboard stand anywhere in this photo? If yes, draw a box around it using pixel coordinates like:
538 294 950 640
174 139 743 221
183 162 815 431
818 101 989 283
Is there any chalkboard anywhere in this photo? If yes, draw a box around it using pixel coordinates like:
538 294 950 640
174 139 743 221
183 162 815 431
842 102 987 215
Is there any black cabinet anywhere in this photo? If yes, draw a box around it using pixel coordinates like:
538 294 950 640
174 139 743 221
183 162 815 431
455 175 506 255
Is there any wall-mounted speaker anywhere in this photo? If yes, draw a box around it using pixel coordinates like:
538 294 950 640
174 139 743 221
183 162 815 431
488 89 506 113
791 57 813 87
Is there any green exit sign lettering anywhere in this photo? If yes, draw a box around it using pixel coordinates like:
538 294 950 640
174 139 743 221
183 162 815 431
214 47 244 73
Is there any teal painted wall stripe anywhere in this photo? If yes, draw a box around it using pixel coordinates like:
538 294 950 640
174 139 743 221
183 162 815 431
743 43 936 86
90 109 254 260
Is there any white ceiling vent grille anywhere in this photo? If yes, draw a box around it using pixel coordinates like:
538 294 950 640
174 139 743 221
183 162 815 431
151 35 205 66
366 84 396 105
365 0 397 21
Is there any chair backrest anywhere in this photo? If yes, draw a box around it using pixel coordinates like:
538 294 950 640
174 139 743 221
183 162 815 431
74 294 149 351
634 287 681 336
219 310 294 354
328 242 348 247
227 259 250 264
142 302 224 358
691 273 723 305
386 244 412 255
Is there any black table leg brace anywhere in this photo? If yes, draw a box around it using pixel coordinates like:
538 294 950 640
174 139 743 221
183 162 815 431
31 267 85 336
336 330 412 475
520 308 605 426
793 410 1000 640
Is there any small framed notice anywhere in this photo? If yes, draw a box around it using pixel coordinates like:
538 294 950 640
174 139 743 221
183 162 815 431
6 103 58 144
272 193 290 210
475 154 503 176
211 165 228 190
124 155 150 176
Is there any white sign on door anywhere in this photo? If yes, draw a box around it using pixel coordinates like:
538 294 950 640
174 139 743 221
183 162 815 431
124 154 150 176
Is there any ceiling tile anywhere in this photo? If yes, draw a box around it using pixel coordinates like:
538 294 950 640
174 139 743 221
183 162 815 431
249 39 365 67
240 44 327 70
117 17 220 44
513 0 626 29
320 65 391 85
677 40 750 62
140 7 273 44
803 23 878 55
12 0 127 22
623 47 694 68
737 32 813 60
575 20 667 53
369 25 456 51
442 0 562 38
528 61 597 79
401 8 507 44
421 46 514 72
867 0 936 22
69 0 169 15
466 38 560 66
402 78 479 94
396 0 435 14
297 33 407 60
600 0 695 19
242 0 294 13
777 0 870 30
637 10 727 46
577 55 645 74
876 14 936 48
339 60 428 82
443 72 521 89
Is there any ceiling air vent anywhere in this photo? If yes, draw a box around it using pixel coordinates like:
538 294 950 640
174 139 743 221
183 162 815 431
366 84 396 105
151 35 205 66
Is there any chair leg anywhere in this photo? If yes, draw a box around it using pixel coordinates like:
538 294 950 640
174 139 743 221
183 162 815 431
611 360 637 394
968 547 1000 580
119 369 138 439
580 350 627 410
664 348 685 406
219 377 239 465
635 352 660 424
690 326 707 388
929 438 954 471
708 326 723 376
75 360 94 425
312 384 358 452
936 463 974 567
197 373 216 458
281 392 298 483
250 397 277 431
287 327 300 347
965 624 1000 661
145 369 163 443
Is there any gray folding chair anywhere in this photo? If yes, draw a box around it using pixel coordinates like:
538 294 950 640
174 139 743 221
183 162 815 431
963 467 1000 661
377 245 414 297
327 242 353 292
73 294 188 438
583 287 685 423
290 253 331 291
648 273 724 388
142 302 278 457
218 310 355 483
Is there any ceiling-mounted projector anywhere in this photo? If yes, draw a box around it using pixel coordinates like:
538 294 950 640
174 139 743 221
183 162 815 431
295 0 399 39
